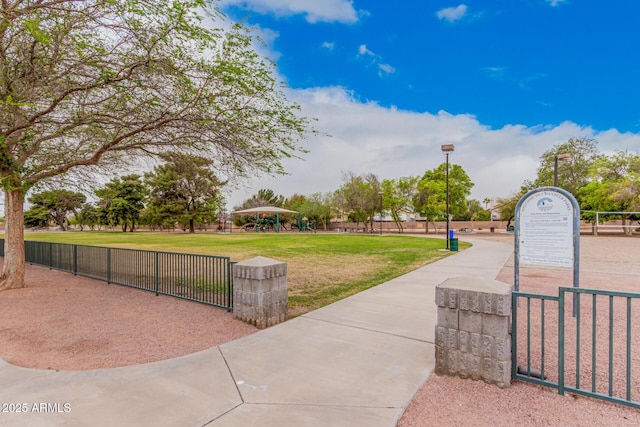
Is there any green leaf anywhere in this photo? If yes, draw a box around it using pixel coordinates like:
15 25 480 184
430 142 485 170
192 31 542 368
24 19 50 45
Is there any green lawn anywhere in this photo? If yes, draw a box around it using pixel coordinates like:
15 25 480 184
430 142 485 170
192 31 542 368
17 231 469 315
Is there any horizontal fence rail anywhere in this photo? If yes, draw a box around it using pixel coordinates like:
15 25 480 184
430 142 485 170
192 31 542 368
0 239 233 310
513 287 640 410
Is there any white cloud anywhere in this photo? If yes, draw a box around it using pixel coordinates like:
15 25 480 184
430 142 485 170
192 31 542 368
436 4 468 23
321 41 335 51
546 0 568 6
356 45 396 77
482 66 506 78
358 44 375 56
218 0 360 24
378 63 396 75
226 86 640 208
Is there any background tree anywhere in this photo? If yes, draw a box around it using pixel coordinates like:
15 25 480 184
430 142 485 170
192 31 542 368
333 172 381 232
290 192 333 231
413 164 473 233
494 194 520 228
23 205 50 229
533 137 602 198
460 199 491 222
578 151 640 234
494 180 534 228
413 178 444 233
483 197 491 210
26 189 86 231
381 176 418 233
237 189 286 210
76 203 100 231
0 1 312 290
284 193 306 210
96 175 147 232
233 189 286 227
282 193 306 229
145 153 224 233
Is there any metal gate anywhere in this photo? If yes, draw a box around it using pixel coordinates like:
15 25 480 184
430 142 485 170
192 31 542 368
512 287 640 409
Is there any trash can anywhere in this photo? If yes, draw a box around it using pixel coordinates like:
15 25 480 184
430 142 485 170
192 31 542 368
490 227 495 233
449 238 459 252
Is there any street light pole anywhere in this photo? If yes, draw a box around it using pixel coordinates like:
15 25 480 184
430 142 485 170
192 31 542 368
553 153 572 187
378 190 384 236
441 144 455 250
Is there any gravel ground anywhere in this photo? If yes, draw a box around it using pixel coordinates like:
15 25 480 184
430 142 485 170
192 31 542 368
0 233 639 426
0 263 258 370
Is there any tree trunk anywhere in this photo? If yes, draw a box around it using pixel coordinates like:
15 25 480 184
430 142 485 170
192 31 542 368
0 189 26 291
189 219 195 233
53 214 66 231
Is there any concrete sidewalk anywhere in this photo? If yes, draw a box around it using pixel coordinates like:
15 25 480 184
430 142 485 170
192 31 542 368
0 237 513 427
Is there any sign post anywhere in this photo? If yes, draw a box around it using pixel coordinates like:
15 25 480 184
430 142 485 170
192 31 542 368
514 187 580 316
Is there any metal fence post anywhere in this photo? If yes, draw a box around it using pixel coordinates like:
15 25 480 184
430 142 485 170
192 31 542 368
227 261 235 311
512 293 518 380
155 252 159 296
558 289 565 396
107 247 111 284
73 244 78 275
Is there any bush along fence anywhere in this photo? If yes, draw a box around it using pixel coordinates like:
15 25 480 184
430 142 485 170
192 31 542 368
0 239 234 310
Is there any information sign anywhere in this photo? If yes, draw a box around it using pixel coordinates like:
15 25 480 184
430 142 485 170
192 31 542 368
517 190 574 267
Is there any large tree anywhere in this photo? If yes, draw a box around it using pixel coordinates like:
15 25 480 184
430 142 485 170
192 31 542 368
76 203 100 231
578 151 640 234
333 172 381 232
381 176 418 233
95 175 147 232
26 189 86 230
145 153 224 233
533 137 602 198
288 192 332 231
413 163 473 233
0 1 311 290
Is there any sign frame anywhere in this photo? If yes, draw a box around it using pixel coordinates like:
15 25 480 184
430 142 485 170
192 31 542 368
514 186 580 315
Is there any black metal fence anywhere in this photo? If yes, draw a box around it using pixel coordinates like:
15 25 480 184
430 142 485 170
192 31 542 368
0 239 233 310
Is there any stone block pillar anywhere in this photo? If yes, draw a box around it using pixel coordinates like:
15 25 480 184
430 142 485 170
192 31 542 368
434 276 512 388
233 256 288 329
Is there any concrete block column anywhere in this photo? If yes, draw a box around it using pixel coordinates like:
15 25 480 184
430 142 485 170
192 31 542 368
434 276 512 388
233 256 287 329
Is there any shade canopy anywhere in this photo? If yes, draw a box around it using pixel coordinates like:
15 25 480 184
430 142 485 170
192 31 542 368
232 206 298 215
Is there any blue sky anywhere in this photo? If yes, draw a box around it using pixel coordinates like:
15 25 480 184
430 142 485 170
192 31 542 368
217 0 640 208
